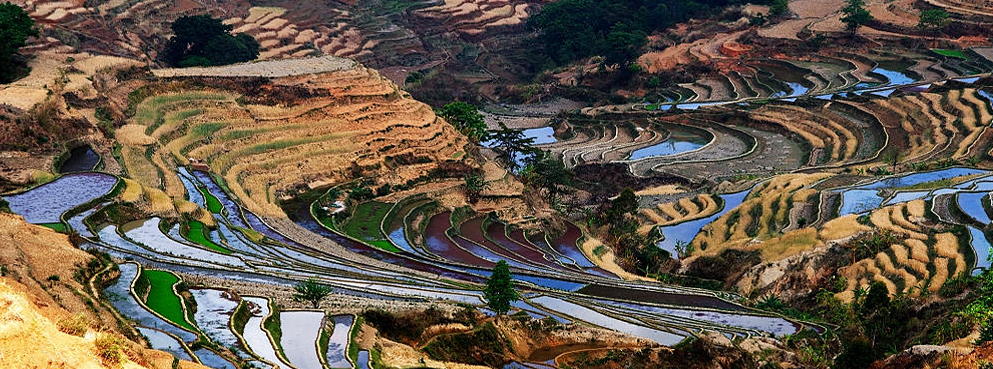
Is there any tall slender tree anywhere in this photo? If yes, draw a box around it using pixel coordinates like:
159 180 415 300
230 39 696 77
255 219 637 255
0 2 38 83
484 261 518 314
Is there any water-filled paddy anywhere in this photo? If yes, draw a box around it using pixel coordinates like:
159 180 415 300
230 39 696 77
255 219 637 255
325 315 354 368
190 289 241 350
102 263 198 342
871 67 916 86
628 126 709 160
2 172 117 223
530 296 685 345
142 269 196 331
122 218 247 268
241 297 291 368
657 190 749 256
523 126 557 145
958 192 992 225
137 327 192 361
971 227 992 275
279 310 325 369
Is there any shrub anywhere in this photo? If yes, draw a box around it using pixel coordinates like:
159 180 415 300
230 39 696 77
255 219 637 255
57 314 90 337
93 334 135 367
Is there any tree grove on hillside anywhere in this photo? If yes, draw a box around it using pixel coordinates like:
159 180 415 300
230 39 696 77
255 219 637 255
529 0 776 67
163 15 260 67
437 101 488 143
0 2 38 83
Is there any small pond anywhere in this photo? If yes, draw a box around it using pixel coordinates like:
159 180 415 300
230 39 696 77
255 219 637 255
58 146 99 173
628 126 709 160
3 172 117 224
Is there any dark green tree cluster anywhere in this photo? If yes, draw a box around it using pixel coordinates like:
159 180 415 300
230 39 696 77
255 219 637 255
590 188 673 276
489 124 536 173
484 261 518 314
0 2 37 83
840 0 873 33
437 101 488 143
163 15 259 67
918 9 949 30
529 0 770 67
520 151 574 204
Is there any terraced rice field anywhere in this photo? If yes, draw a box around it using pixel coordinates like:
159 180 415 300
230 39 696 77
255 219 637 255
131 56 467 218
4 161 812 367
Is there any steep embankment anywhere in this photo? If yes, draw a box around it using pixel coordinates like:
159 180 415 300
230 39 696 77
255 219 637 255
0 213 207 368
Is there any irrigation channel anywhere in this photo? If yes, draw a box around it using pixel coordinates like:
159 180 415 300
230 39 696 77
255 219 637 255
2 170 812 368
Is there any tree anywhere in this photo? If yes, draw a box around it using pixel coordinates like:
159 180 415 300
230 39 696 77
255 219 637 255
918 9 949 30
840 0 873 33
834 336 875 369
603 22 647 67
769 0 789 17
521 151 573 203
437 102 488 143
292 278 333 308
163 15 258 67
463 173 488 203
483 261 518 314
489 124 536 172
882 149 902 171
0 2 38 83
604 188 638 225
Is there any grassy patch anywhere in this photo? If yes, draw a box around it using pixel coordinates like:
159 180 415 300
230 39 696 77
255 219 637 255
263 305 284 355
348 316 363 364
40 222 67 233
199 187 223 213
340 202 400 252
231 300 250 335
191 122 226 138
932 49 968 60
185 220 232 254
142 270 196 331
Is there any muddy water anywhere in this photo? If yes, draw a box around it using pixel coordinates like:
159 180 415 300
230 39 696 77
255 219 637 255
550 223 595 268
325 315 354 368
478 219 572 272
3 172 117 223
528 342 611 362
58 146 99 173
279 310 325 369
423 212 494 267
